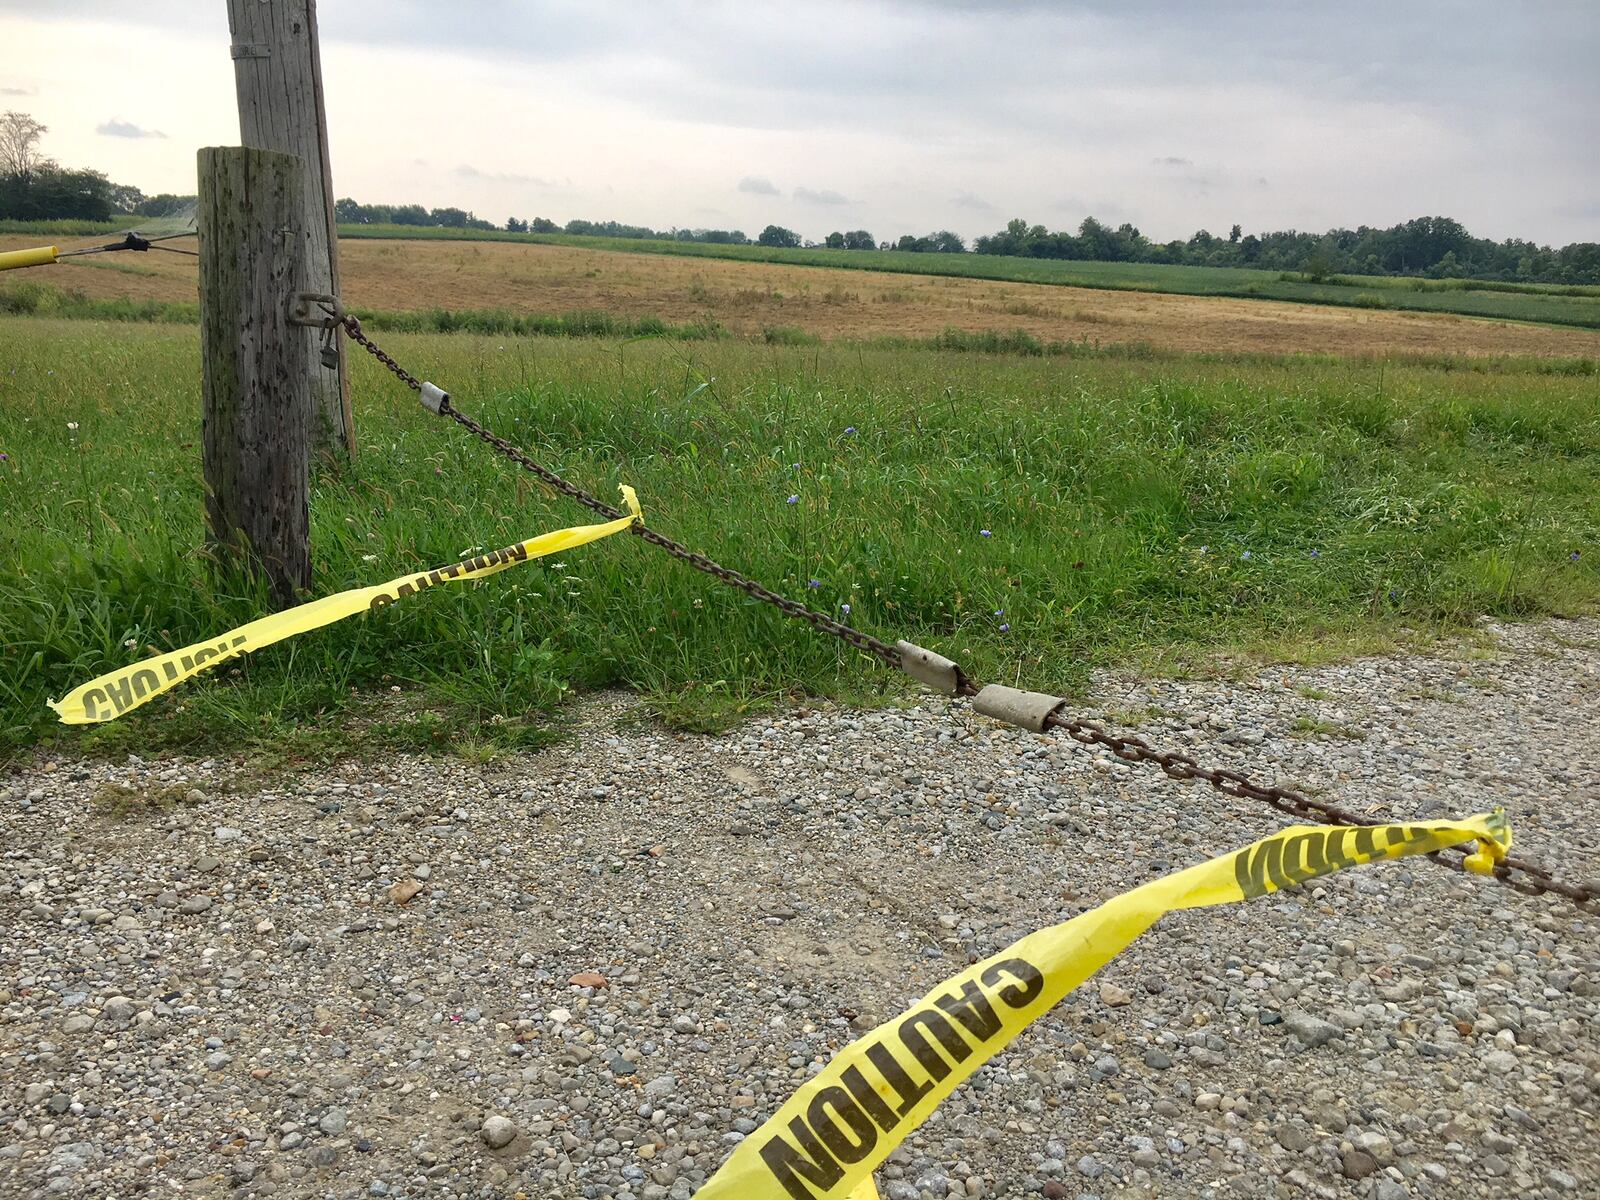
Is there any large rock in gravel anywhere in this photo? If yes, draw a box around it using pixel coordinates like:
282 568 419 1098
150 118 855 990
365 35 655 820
480 1115 518 1149
1284 1011 1343 1048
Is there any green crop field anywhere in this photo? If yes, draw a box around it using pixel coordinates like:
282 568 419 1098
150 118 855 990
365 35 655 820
3 318 1597 761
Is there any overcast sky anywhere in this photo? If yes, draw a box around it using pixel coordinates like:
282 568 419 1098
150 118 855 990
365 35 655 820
3 1 1596 245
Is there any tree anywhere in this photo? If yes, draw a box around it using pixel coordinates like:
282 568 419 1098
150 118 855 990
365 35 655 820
136 193 196 219
506 217 528 233
757 224 800 248
0 111 48 180
843 229 875 250
530 217 559 233
824 231 845 249
1229 223 1242 244
108 182 145 214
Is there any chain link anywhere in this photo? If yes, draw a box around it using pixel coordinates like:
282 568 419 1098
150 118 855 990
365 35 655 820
1041 715 1597 905
341 315 424 392
336 320 1595 909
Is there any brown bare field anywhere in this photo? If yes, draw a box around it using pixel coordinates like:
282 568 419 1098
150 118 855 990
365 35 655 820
9 233 1599 359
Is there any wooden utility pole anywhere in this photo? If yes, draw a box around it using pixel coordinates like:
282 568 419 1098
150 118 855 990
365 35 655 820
225 0 353 458
198 146 312 608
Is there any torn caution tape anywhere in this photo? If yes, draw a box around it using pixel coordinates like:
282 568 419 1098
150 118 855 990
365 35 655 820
698 809 1512 1200
49 487 643 724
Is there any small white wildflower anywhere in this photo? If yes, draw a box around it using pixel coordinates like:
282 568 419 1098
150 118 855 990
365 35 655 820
362 554 378 563
66 421 79 431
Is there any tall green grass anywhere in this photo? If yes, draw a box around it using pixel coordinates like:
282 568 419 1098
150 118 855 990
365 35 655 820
2 318 1596 759
0 281 724 341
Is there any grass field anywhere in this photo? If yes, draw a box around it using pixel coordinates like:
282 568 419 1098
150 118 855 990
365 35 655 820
9 217 1598 327
6 233 1600 362
3 317 1597 762
339 226 1600 329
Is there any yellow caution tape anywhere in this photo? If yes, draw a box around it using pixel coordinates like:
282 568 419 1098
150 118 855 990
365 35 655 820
49 487 643 724
0 244 59 271
698 809 1512 1200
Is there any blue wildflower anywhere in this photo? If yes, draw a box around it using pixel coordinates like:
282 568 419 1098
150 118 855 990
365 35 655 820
786 494 799 505
980 529 992 538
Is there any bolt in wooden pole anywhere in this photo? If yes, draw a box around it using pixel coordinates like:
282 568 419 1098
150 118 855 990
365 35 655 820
198 146 312 609
226 0 353 459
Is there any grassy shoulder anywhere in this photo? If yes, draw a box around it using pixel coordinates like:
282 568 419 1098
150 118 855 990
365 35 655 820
2 318 1597 762
6 217 1598 329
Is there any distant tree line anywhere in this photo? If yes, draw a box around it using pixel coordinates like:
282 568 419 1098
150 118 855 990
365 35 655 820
334 198 498 230
972 216 1600 285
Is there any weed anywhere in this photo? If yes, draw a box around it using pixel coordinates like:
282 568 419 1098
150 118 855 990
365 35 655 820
1290 716 1367 740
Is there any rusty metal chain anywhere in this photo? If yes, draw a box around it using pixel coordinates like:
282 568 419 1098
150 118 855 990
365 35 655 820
337 319 1595 909
340 315 424 392
1039 711 1596 905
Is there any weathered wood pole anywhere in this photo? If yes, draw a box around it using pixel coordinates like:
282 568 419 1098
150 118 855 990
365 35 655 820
225 0 353 458
198 146 312 609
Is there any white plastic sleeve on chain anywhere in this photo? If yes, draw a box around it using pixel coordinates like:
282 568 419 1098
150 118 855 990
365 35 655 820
419 382 450 414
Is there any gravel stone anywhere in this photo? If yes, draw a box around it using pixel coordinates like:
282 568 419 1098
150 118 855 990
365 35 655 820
480 1115 518 1149
1284 1010 1343 1048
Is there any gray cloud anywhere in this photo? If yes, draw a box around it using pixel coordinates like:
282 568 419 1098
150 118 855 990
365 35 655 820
7 0 1597 244
951 190 992 211
454 163 550 186
97 118 164 139
793 186 850 205
1 85 33 96
737 176 779 196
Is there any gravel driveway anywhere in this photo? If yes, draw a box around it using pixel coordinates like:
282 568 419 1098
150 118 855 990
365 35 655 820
3 618 1596 1200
